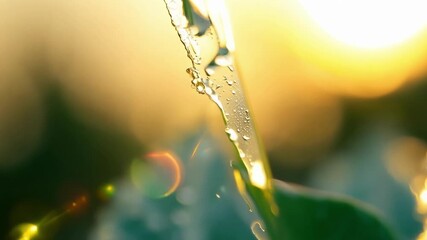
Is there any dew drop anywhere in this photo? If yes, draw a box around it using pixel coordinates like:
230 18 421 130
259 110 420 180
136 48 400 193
226 80 233 86
196 83 205 94
243 135 250 141
225 128 238 141
228 65 234 72
216 193 221 199
206 67 215 76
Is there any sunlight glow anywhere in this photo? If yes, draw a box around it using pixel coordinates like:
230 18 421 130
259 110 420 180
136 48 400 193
250 161 267 189
421 189 427 204
299 0 427 49
16 224 38 240
206 0 235 50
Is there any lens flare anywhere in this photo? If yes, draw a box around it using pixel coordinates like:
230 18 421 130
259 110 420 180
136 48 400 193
13 223 38 240
131 151 183 198
99 184 116 201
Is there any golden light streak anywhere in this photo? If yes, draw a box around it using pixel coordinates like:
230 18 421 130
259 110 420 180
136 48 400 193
190 138 203 160
10 187 107 238
233 169 254 212
16 224 38 240
38 195 88 227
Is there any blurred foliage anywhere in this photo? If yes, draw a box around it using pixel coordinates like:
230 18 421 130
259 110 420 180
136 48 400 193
338 80 427 147
0 85 401 240
270 79 427 184
1 87 142 239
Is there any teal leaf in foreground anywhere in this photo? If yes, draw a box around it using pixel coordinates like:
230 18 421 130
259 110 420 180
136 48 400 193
272 180 397 240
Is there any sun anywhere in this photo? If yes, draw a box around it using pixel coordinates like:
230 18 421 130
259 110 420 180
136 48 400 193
298 0 427 49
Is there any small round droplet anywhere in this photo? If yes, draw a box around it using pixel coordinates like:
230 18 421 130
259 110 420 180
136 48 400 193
231 90 236 95
196 83 205 94
205 67 215 76
186 68 192 74
243 135 250 141
225 128 238 141
226 80 233 86
187 67 199 79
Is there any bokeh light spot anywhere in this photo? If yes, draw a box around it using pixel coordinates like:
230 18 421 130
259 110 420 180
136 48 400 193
99 184 116 201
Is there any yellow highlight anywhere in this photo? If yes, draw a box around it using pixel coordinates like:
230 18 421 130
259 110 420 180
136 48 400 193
16 224 38 240
105 184 115 195
415 178 427 239
298 0 427 49
421 189 427 204
190 138 203 160
99 184 115 200
250 161 267 189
